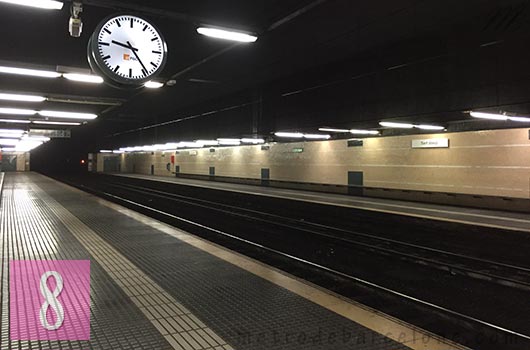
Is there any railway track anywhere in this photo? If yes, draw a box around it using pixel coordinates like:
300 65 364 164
61 175 530 350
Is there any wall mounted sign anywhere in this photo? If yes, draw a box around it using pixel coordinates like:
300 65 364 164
88 14 167 89
30 129 71 139
412 138 449 149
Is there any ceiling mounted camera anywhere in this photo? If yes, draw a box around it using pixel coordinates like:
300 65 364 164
69 1 83 38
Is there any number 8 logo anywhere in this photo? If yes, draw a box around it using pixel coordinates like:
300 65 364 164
39 271 65 331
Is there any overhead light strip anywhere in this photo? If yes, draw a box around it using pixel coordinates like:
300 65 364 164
0 93 46 102
470 111 530 123
197 27 258 43
0 0 64 10
63 73 104 84
0 65 61 78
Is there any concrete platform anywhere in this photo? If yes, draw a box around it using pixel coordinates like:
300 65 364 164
0 172 467 350
113 173 530 233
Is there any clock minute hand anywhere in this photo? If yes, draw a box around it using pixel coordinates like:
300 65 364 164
127 41 148 75
111 40 138 51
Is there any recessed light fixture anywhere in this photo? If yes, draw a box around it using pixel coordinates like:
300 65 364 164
318 128 350 133
197 27 258 43
0 0 64 10
33 120 82 126
62 73 104 84
0 107 37 115
350 129 380 135
0 65 61 78
0 93 46 102
144 81 164 89
38 110 98 120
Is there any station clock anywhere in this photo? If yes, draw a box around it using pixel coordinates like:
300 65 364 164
88 14 167 89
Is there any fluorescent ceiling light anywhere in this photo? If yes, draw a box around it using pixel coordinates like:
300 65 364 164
0 119 31 124
0 65 61 78
113 150 124 154
0 147 16 152
319 128 350 133
197 27 258 43
379 122 415 129
0 129 25 134
22 135 50 142
0 93 46 102
63 73 104 84
350 129 380 135
32 120 81 126
0 139 20 146
508 116 530 122
100 150 112 153
469 112 508 121
196 140 219 146
218 138 241 145
0 134 21 138
304 134 331 140
0 0 64 10
241 138 265 144
0 107 37 115
39 110 97 120
178 142 201 148
416 124 445 131
144 81 164 89
275 132 304 138
470 111 530 122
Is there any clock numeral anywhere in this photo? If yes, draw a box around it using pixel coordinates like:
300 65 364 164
129 68 132 78
99 42 110 46
150 62 157 68
143 24 148 32
141 68 147 76
130 18 134 28
152 50 162 54
151 37 158 42
116 19 121 28
114 65 120 72
104 28 111 34
102 55 111 60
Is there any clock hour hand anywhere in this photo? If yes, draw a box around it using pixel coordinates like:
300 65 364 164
127 41 148 75
111 40 138 51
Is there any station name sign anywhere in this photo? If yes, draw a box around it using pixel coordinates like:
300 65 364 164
411 138 449 149
30 129 71 139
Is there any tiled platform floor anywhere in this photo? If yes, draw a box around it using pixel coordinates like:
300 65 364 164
0 173 466 350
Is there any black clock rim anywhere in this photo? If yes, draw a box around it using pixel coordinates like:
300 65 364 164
88 13 168 86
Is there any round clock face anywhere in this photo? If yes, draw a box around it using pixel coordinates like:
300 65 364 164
88 14 167 87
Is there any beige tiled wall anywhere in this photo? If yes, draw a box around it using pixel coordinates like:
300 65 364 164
105 128 530 199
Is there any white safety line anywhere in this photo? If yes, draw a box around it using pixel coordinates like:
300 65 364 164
31 181 234 350
52 174 470 350
115 174 530 232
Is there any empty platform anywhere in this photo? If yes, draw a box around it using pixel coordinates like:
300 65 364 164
113 173 530 233
0 172 466 350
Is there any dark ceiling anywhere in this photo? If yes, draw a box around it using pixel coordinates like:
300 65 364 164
1 0 530 167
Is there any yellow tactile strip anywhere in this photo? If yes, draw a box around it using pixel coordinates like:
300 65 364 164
48 175 470 350
30 181 234 350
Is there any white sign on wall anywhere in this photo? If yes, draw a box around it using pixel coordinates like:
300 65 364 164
412 138 449 149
